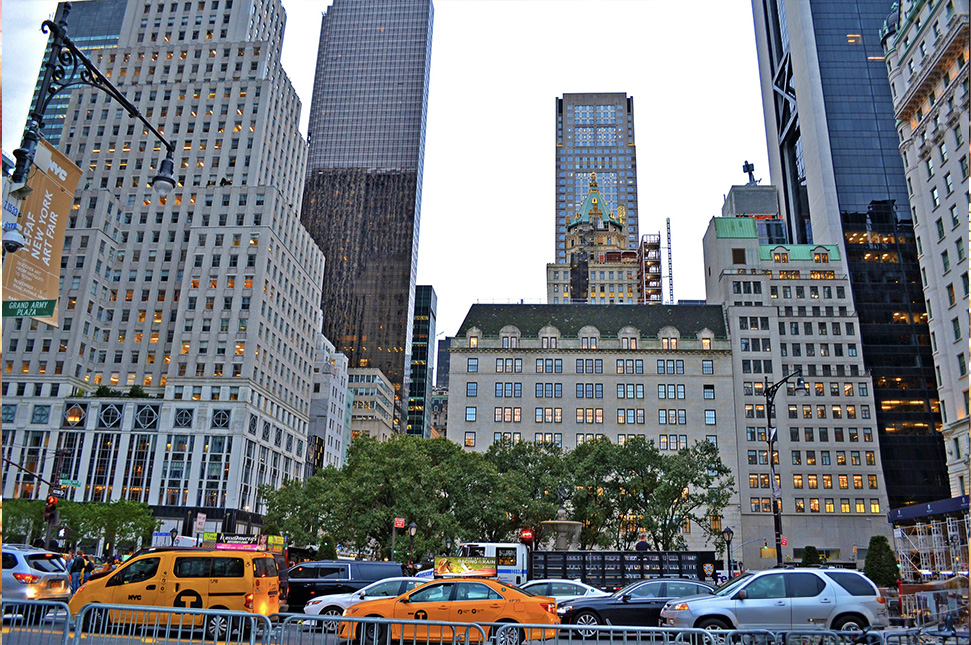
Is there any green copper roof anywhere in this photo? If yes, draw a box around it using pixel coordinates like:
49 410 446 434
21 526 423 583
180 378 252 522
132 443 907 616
713 217 758 238
570 173 624 229
759 244 841 261
457 304 728 339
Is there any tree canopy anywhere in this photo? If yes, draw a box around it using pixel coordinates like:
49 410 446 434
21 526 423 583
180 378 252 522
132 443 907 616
260 435 734 560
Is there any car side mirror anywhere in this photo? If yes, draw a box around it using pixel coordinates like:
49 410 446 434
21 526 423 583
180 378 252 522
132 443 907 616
735 590 747 601
621 594 632 603
400 594 411 603
357 591 366 599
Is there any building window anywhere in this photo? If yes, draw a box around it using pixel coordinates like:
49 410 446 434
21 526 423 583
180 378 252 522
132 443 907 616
704 410 716 425
465 407 477 422
702 360 713 375
466 382 477 397
467 358 478 373
464 432 475 448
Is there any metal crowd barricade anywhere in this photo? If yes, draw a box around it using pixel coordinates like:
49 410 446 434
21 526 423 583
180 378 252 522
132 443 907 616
1 600 72 645
272 613 488 645
73 602 273 645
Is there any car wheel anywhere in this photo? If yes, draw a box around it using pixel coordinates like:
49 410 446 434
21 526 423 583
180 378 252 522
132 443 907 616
492 622 524 645
831 615 868 632
319 607 342 633
358 620 386 645
206 613 229 639
573 611 603 640
694 618 731 645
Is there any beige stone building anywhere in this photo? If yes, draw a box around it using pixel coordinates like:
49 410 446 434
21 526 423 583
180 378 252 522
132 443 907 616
703 216 891 568
445 303 739 550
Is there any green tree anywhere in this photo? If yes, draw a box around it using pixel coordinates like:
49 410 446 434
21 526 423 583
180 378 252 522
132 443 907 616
483 439 566 544
863 534 899 587
616 438 734 550
801 545 821 566
564 438 621 549
2 498 44 543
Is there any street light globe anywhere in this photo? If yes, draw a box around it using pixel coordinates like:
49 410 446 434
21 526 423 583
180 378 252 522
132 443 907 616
151 153 176 196
408 521 418 538
722 527 734 545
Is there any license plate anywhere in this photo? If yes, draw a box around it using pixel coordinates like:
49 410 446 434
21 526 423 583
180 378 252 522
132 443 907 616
48 580 64 589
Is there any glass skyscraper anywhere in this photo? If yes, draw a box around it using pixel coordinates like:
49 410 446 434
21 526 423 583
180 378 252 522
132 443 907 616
554 93 639 262
752 0 949 506
301 0 434 429
407 285 436 438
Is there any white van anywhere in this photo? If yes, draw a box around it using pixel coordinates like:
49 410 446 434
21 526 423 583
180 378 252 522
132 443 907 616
458 542 528 585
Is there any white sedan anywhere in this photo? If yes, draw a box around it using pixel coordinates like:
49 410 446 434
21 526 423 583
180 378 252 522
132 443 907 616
303 576 426 626
519 579 611 602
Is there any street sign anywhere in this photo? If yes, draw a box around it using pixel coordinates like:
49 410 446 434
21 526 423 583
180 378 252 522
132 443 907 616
59 478 81 487
394 517 405 529
50 487 66 498
780 536 788 546
195 512 207 532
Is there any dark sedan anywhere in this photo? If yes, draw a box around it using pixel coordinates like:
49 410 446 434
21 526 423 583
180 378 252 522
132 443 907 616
557 578 715 637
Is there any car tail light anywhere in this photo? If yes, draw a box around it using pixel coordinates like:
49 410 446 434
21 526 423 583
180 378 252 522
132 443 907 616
876 596 886 604
13 573 40 584
540 602 556 615
244 593 254 610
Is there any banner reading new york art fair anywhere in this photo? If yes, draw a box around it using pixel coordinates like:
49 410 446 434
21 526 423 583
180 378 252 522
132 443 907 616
2 138 81 324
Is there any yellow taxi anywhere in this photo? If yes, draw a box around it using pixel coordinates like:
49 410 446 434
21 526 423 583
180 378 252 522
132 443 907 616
339 577 557 644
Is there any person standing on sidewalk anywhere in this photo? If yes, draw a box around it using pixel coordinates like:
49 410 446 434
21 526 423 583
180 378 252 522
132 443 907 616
70 551 85 592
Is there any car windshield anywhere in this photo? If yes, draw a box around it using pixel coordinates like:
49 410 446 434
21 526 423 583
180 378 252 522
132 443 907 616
501 582 537 597
712 574 753 597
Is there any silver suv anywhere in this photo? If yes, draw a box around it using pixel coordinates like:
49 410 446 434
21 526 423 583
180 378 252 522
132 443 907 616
1 545 70 604
659 568 889 631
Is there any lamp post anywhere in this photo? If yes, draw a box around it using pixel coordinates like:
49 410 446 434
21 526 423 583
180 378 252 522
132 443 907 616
408 522 418 568
764 368 809 566
722 527 735 578
10 3 175 194
445 537 452 556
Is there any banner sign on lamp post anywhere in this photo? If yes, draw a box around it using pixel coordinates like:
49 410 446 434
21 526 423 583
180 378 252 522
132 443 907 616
2 138 81 324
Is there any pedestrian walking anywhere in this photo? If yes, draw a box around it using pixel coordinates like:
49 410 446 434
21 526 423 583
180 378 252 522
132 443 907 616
634 534 649 551
70 551 85 592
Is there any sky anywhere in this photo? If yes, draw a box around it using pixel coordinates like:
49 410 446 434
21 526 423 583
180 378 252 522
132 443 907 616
2 0 771 341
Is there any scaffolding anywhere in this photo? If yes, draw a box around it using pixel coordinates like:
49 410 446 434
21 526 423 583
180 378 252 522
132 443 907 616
894 514 970 582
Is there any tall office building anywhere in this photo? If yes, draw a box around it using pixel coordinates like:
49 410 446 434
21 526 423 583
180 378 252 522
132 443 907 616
751 0 949 506
2 0 324 533
880 0 969 497
703 215 891 566
301 0 434 430
554 93 639 263
29 0 129 148
407 285 437 437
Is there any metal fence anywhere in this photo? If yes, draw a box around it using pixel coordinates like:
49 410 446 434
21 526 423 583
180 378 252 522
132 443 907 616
4 601 969 645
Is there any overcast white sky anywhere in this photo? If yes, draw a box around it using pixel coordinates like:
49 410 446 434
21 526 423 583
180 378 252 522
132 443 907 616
3 0 770 340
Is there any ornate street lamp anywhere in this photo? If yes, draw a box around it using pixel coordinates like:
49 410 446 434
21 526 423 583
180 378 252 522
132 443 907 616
10 3 175 194
722 527 734 577
764 369 809 566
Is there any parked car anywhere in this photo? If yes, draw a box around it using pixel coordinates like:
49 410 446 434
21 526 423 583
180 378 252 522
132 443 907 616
520 579 611 603
287 560 405 613
304 576 426 631
340 577 558 644
659 568 890 631
1 545 70 605
558 577 715 637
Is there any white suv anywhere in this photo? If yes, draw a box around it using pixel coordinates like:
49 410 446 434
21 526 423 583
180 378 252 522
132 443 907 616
659 568 889 631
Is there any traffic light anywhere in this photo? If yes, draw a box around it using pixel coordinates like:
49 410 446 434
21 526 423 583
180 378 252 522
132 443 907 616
519 527 534 547
44 495 58 522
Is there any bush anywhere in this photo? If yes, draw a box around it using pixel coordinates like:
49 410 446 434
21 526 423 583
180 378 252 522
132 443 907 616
801 545 821 566
863 534 899 587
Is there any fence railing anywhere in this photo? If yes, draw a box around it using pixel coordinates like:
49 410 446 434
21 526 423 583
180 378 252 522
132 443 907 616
5 600 970 645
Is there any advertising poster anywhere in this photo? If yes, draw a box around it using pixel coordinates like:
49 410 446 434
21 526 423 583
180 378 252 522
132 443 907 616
433 556 496 578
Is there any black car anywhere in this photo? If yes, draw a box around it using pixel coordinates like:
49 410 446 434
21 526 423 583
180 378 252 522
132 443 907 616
286 560 405 612
557 578 715 637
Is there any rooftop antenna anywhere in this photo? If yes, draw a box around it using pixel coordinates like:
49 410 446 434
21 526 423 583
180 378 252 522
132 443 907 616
743 160 757 185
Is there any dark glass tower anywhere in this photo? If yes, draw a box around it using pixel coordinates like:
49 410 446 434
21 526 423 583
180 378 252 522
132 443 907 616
301 0 434 428
407 285 436 437
752 0 949 506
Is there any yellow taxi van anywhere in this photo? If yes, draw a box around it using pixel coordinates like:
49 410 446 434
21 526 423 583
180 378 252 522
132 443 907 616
69 547 280 634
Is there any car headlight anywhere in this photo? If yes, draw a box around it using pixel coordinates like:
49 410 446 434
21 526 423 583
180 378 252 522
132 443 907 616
557 605 573 615
307 598 324 606
668 603 689 612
